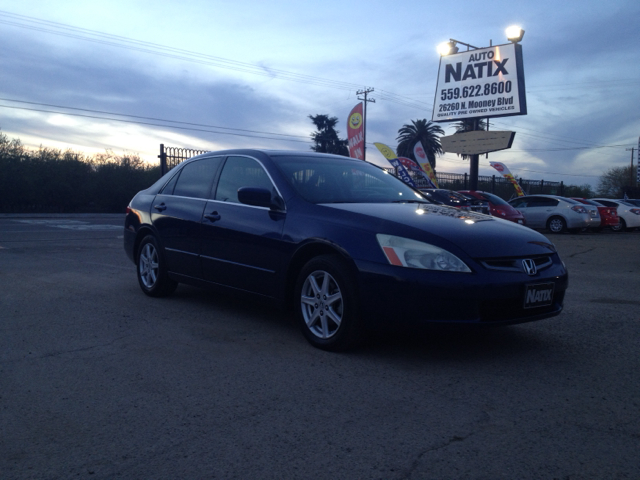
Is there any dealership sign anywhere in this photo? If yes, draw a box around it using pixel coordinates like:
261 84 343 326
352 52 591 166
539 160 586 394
440 130 516 155
432 43 527 122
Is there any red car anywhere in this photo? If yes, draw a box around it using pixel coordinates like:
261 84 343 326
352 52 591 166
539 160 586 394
571 198 619 230
459 190 526 225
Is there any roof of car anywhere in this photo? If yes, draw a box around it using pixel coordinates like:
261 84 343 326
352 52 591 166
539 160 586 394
193 149 355 159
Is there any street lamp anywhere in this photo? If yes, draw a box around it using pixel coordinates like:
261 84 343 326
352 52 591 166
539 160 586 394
437 41 458 56
506 25 525 43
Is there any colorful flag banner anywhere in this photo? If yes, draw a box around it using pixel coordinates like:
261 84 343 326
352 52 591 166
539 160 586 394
490 161 525 197
397 157 436 188
413 142 439 188
347 103 364 160
374 142 417 187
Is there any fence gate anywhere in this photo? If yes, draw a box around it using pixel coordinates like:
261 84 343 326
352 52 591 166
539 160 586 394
159 144 210 176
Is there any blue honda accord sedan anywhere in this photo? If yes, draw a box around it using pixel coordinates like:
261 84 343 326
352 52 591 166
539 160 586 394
124 149 568 351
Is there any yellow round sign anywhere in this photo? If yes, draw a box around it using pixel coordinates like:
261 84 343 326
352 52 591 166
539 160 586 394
349 112 363 130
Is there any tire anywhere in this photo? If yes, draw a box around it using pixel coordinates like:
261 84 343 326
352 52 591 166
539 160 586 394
611 218 626 232
547 216 567 234
294 254 361 351
136 235 178 297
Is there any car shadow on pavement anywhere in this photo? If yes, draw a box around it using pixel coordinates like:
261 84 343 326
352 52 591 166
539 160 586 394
359 322 563 363
162 285 565 363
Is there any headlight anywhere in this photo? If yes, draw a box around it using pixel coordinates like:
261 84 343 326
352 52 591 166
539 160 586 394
376 234 471 273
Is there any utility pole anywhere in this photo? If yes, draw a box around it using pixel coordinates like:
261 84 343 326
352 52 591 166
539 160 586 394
357 88 375 161
626 147 635 187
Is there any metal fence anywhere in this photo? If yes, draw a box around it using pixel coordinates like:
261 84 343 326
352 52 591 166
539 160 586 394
159 144 209 175
411 171 565 199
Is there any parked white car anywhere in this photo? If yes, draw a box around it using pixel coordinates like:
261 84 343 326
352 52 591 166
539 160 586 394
593 199 640 231
509 195 598 233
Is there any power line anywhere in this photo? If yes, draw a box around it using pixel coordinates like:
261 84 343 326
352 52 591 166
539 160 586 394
0 10 369 92
0 100 616 181
0 97 309 140
2 97 633 155
0 103 313 144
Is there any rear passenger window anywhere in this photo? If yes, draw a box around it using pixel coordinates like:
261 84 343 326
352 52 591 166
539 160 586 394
172 157 222 199
160 171 179 195
528 198 558 208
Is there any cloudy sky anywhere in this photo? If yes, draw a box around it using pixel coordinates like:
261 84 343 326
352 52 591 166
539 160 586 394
0 0 638 186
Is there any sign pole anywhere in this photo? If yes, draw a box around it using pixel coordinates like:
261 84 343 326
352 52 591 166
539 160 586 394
469 118 479 190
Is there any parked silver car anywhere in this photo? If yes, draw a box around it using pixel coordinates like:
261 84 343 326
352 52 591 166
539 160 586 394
508 195 598 233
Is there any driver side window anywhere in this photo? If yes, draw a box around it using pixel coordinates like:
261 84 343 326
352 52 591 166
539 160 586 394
214 156 274 203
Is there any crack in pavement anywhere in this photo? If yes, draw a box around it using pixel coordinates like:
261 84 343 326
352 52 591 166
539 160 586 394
399 433 473 479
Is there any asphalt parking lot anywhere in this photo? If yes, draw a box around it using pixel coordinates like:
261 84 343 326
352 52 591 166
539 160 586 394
1 215 639 479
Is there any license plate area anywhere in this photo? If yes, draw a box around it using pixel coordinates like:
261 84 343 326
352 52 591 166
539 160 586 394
524 282 555 309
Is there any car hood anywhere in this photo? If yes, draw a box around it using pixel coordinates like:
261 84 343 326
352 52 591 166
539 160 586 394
323 202 556 258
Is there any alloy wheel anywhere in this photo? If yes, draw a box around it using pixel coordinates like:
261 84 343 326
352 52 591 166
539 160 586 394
300 270 343 339
139 242 159 289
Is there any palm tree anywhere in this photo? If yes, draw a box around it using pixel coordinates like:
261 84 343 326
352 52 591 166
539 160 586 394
309 114 349 156
396 119 444 170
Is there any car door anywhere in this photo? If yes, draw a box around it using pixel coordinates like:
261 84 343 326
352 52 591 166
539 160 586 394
524 197 559 228
199 155 286 297
151 156 223 276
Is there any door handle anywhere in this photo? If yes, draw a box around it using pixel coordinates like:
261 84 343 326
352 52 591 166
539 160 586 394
204 211 221 222
154 203 167 212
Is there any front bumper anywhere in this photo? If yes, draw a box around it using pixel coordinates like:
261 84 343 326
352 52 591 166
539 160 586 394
355 257 568 328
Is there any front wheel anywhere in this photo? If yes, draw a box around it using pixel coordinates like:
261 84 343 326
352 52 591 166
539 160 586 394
294 255 361 351
137 235 178 297
547 216 567 234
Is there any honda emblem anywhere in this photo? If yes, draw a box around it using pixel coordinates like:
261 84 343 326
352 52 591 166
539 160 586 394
522 258 537 276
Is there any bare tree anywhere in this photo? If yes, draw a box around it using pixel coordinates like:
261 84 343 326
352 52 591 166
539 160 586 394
596 165 635 198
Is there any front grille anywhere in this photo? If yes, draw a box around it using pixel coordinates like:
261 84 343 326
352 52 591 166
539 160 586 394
479 255 553 273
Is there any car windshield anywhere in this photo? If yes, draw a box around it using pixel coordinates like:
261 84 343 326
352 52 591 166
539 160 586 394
439 190 470 203
272 155 430 204
562 197 581 205
478 192 510 206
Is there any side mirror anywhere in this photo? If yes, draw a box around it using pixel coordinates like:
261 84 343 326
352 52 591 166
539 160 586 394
237 187 284 211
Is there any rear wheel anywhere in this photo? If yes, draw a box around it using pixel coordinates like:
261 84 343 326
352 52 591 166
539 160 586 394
611 218 626 232
547 216 567 234
137 235 178 297
294 255 361 351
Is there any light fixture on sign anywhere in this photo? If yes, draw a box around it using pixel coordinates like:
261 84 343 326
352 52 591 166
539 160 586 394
437 41 459 56
506 25 525 43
